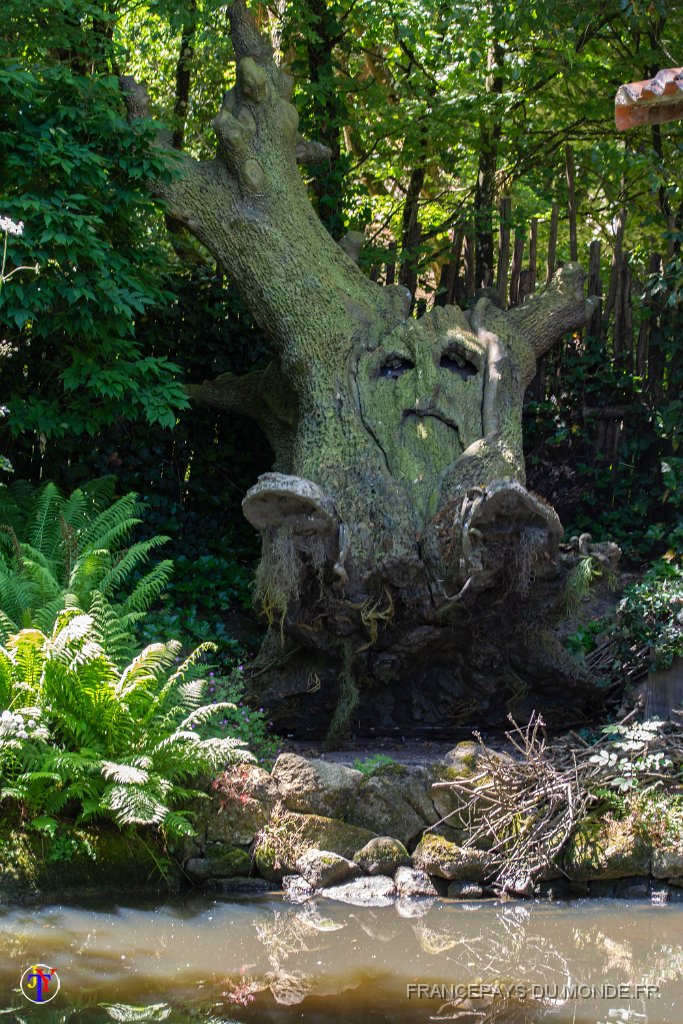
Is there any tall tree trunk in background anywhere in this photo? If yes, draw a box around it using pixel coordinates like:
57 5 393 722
171 0 198 152
301 0 347 238
399 165 425 303
122 1 600 740
474 41 504 288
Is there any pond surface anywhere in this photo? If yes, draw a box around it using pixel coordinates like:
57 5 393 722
0 893 681 1022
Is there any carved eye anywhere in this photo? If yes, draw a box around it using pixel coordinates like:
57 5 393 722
378 354 415 380
440 347 478 379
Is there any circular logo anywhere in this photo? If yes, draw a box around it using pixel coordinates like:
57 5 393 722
20 964 60 1004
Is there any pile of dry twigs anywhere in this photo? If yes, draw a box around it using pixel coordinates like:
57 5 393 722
432 710 683 894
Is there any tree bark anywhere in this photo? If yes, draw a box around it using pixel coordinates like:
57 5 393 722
121 1 600 738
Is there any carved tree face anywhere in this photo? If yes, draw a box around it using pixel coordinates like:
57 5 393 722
357 306 487 521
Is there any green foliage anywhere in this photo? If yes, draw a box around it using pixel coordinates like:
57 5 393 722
563 555 617 618
636 791 683 847
613 558 683 673
0 477 172 665
352 753 398 776
589 719 672 793
0 612 251 836
0 1 189 450
200 669 278 767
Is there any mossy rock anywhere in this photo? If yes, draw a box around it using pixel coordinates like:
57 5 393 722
185 845 251 881
411 833 494 882
354 836 410 875
0 822 178 903
253 810 377 882
563 817 652 882
347 767 437 847
271 754 363 819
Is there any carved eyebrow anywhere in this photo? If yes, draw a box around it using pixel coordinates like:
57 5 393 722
377 353 415 380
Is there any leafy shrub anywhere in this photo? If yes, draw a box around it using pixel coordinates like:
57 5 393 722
0 476 171 665
0 611 251 836
589 719 672 793
201 670 278 767
613 558 683 674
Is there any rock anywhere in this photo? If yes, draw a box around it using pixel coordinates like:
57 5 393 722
347 766 438 847
207 764 280 846
253 810 377 881
412 834 494 882
394 866 438 898
615 878 649 899
185 845 251 881
429 745 511 830
208 876 273 895
441 740 481 772
271 754 363 818
652 846 683 879
295 848 359 888
322 875 396 907
282 874 315 904
447 881 486 899
354 837 410 876
563 818 652 881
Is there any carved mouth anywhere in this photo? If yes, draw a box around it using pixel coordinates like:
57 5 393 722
402 409 457 429
400 409 463 456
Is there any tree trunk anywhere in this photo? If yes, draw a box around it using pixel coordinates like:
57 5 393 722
121 1 601 739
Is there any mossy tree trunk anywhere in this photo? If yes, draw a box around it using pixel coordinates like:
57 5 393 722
122 1 604 738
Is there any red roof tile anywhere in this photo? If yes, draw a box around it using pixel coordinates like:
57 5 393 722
615 68 683 130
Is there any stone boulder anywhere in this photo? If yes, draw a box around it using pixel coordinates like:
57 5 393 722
207 764 280 846
185 845 251 882
394 865 438 898
271 754 363 818
354 836 410 876
347 766 438 847
652 846 683 879
295 849 359 888
563 818 652 881
447 881 486 899
411 834 494 882
322 875 396 907
253 811 377 881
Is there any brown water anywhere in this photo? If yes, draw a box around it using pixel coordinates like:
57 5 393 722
0 894 681 1022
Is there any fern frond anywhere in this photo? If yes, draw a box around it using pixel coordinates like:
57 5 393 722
78 492 143 550
98 538 170 598
28 481 64 557
115 642 179 699
178 701 236 731
167 642 217 686
159 810 196 837
80 476 117 512
120 559 173 615
101 761 150 785
101 783 167 825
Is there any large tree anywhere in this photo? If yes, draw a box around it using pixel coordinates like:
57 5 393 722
122 0 605 738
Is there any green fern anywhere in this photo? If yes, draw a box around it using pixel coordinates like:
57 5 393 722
0 477 172 664
0 615 253 836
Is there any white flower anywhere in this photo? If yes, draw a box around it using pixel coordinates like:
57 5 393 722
1 710 11 722
0 216 24 237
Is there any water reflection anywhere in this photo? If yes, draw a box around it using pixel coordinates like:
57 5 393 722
0 895 680 1023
